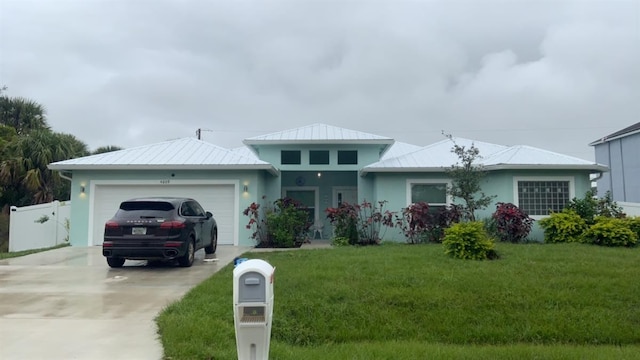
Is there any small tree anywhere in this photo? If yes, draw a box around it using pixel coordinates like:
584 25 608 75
445 141 496 221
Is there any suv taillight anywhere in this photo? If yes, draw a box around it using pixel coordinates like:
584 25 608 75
159 221 186 229
105 221 120 229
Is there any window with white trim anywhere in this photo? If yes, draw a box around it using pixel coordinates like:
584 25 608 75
408 180 450 212
284 189 318 224
516 179 572 216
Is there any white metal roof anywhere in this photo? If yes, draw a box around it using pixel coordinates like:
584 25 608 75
482 145 606 170
47 128 606 175
230 146 260 160
48 137 278 174
243 123 394 145
362 137 608 174
380 141 423 160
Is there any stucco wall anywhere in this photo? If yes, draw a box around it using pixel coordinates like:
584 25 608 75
254 143 388 172
371 169 595 243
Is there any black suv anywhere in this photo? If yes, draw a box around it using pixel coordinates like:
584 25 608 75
102 197 218 268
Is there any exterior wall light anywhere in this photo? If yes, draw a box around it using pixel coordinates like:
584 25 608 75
81 186 85 194
243 185 248 193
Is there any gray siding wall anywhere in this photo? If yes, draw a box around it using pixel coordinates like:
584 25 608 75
594 133 640 202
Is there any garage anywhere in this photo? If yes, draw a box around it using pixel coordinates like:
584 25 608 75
89 181 237 246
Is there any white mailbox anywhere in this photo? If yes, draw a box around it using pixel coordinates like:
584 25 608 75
233 259 275 360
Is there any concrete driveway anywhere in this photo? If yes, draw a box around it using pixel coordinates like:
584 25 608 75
0 245 251 360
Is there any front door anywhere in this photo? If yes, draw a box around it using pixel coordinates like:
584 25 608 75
333 187 358 207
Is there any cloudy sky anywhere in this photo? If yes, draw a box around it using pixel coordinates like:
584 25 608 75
1 0 638 161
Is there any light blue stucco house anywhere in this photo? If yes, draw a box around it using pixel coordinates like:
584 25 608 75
590 122 640 202
48 123 607 247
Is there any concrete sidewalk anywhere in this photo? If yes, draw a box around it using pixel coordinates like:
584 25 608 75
0 245 251 360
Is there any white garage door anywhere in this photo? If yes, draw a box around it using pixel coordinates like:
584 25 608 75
91 184 236 246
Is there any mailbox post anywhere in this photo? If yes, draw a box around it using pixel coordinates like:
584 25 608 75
233 259 275 360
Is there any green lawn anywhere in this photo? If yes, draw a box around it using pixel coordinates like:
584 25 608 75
156 243 640 359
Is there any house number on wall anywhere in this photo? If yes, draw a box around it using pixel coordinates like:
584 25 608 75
160 180 170 184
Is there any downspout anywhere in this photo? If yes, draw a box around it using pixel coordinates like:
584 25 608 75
591 171 603 193
58 171 72 183
591 171 603 182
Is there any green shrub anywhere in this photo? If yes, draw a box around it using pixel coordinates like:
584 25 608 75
442 221 495 260
622 216 640 239
266 199 310 248
482 217 499 240
330 237 350 247
538 210 587 243
581 217 638 247
243 197 311 248
566 190 625 224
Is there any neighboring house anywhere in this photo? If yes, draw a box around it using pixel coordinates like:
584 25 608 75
590 122 640 202
48 123 607 246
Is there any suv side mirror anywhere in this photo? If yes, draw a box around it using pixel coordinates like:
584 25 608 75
206 211 213 219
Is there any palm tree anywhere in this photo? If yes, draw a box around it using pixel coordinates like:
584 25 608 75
0 96 50 135
0 130 88 205
92 145 123 154
0 124 17 148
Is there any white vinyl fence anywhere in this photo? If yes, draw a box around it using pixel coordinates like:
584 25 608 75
620 202 640 217
9 200 71 252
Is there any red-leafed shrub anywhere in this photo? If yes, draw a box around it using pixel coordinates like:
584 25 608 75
325 200 394 245
325 202 359 245
394 203 463 244
491 202 534 243
396 202 432 244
